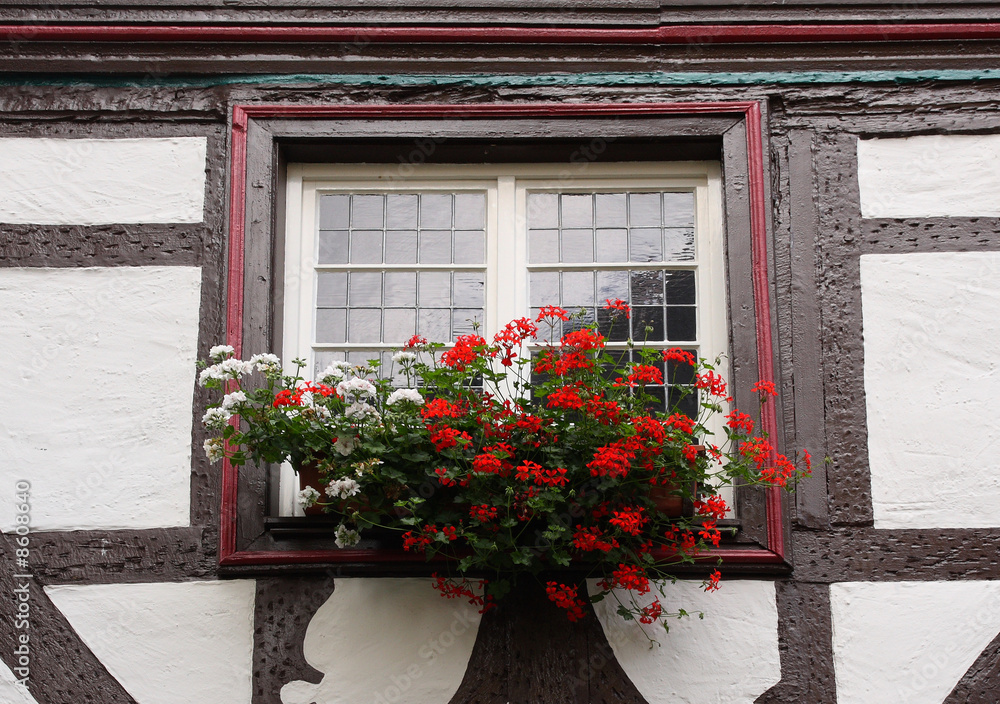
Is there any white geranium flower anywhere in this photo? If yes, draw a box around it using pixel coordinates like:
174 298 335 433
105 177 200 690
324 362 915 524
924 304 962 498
392 351 417 364
387 388 424 406
202 407 232 429
344 402 378 420
325 476 362 500
221 390 248 410
209 344 235 361
297 486 321 509
198 366 220 387
249 353 281 372
334 435 357 456
203 437 225 463
320 361 353 384
218 357 255 379
336 377 377 401
335 523 361 549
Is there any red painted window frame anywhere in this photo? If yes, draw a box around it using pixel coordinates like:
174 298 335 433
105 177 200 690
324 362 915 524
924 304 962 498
218 101 787 570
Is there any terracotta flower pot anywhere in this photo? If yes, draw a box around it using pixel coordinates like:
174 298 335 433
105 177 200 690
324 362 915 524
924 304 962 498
648 444 704 517
296 459 327 516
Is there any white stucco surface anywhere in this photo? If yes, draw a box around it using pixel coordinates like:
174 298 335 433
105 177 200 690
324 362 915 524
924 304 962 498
861 251 1000 529
590 579 779 704
281 578 482 704
831 580 1000 704
0 266 202 531
0 659 40 704
45 580 255 704
0 137 207 224
857 134 1000 217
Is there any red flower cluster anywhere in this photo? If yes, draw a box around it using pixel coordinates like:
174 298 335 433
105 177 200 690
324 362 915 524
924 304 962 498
572 526 619 552
493 317 538 366
272 389 301 407
694 495 729 520
429 426 472 452
603 298 631 318
469 504 499 523
588 442 635 478
561 329 605 351
662 347 696 366
625 364 663 387
546 386 584 411
703 569 722 592
431 574 496 613
694 370 728 397
536 305 570 322
422 398 463 420
609 507 648 536
725 409 755 434
515 461 568 487
441 334 487 371
751 380 777 397
599 564 651 595
545 581 587 622
638 599 663 625
585 396 622 425
404 335 428 348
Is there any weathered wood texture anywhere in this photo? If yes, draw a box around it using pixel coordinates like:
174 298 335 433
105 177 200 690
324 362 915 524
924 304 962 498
448 580 649 704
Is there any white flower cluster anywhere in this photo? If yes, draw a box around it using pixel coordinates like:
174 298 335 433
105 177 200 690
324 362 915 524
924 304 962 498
319 361 353 384
199 357 255 386
334 523 361 549
386 388 424 406
334 435 357 456
391 350 417 364
297 485 321 509
203 437 225 463
249 352 282 373
325 476 362 500
221 390 247 410
202 407 232 429
344 402 379 421
209 344 235 361
336 377 377 402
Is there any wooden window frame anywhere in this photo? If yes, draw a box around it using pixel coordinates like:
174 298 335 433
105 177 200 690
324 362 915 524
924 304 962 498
218 102 791 576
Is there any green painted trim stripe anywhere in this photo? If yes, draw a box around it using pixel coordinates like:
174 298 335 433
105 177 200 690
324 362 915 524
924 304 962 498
3 69 1000 88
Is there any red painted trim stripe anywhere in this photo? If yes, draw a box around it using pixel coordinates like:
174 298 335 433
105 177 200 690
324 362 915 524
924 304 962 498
219 101 788 567
3 23 1000 44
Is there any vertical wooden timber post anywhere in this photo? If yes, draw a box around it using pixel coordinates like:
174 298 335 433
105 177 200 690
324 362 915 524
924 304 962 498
448 579 650 704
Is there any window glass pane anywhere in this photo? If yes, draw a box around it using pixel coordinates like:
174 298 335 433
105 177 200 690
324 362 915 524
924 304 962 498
629 193 661 227
529 271 559 307
420 230 452 264
633 306 665 341
628 270 663 306
349 272 382 306
666 306 696 341
418 271 451 307
527 192 559 229
561 229 594 263
386 194 418 229
596 228 628 263
352 195 384 229
597 270 629 302
319 194 350 229
384 271 417 307
383 309 417 343
665 270 696 305
528 229 559 264
561 194 593 228
595 193 627 228
662 192 695 227
316 272 348 307
420 193 452 228
351 230 383 264
348 308 382 343
318 230 349 264
454 230 485 265
385 230 418 264
454 272 485 308
418 308 451 340
454 193 486 229
453 309 484 338
664 228 696 261
315 308 346 344
629 228 662 263
562 271 595 306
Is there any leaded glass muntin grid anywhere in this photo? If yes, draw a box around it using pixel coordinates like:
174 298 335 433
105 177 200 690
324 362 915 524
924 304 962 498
311 188 490 378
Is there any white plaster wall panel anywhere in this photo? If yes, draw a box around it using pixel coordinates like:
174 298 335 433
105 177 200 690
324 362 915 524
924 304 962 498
861 251 1000 529
857 134 1000 217
0 137 207 224
831 580 1000 704
0 266 202 531
0 659 41 704
281 578 482 704
590 579 779 704
45 580 255 704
